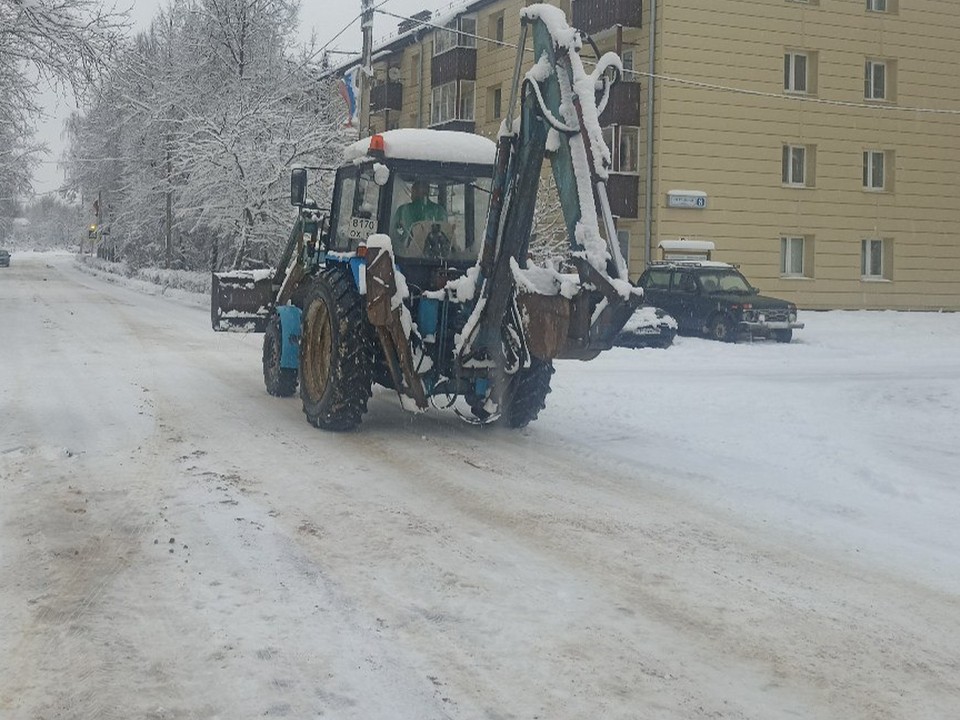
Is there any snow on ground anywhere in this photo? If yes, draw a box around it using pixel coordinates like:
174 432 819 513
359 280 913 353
1 251 959 720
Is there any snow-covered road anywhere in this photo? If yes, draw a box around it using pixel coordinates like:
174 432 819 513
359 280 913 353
2 253 958 719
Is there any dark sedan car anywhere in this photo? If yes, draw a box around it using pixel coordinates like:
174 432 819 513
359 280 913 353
0 249 10 267
637 261 804 343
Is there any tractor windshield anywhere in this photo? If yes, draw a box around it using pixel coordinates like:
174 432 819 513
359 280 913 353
390 173 492 262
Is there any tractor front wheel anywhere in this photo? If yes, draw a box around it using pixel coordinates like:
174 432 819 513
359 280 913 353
299 269 374 431
263 313 298 397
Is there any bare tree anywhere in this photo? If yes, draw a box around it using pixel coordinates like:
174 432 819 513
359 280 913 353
0 0 127 226
62 0 349 271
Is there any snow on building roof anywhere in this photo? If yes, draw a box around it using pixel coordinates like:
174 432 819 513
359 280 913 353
343 128 497 165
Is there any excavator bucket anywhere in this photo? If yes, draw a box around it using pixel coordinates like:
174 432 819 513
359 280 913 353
210 270 274 332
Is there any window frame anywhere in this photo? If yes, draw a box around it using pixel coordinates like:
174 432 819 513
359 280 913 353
861 238 887 279
780 236 806 277
490 86 502 120
782 144 807 186
863 150 885 191
616 228 630 267
433 15 477 56
430 80 474 126
459 80 476 122
865 60 887 100
602 125 641 173
784 52 808 94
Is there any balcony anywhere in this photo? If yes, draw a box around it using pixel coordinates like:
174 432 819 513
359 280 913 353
607 173 639 219
599 80 641 127
370 81 403 113
431 47 477 86
572 0 642 35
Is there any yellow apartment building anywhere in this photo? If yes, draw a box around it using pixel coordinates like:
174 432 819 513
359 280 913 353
347 0 960 310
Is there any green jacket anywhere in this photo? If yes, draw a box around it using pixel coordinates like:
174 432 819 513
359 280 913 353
392 199 447 246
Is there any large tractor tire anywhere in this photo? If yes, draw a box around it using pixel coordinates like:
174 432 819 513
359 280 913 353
504 358 555 429
263 313 298 397
299 269 374 431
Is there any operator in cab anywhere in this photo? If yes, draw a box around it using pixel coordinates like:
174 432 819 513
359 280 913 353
392 179 447 248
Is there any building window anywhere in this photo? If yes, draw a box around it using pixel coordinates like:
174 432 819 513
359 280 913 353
489 12 505 43
431 81 474 125
867 0 887 11
784 53 808 93
863 150 887 190
434 16 477 56
861 238 890 279
616 228 630 266
409 53 420 86
618 127 639 172
782 144 810 186
488 86 502 120
459 80 475 121
781 236 806 276
865 60 886 100
431 82 455 125
621 49 637 80
603 126 640 173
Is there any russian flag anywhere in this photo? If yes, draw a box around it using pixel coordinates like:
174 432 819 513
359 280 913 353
338 67 360 127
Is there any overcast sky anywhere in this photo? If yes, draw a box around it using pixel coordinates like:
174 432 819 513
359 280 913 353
32 0 447 196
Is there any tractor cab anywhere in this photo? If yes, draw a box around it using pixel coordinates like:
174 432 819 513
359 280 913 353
329 130 496 291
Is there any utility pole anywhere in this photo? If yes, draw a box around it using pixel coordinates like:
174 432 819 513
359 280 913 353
359 0 374 137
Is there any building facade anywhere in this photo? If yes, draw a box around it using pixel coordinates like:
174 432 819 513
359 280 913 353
350 0 960 310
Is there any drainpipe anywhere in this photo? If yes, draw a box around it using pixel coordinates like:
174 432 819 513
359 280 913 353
644 0 658 266
418 34 425 127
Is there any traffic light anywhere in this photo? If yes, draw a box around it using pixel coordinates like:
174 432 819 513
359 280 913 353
88 224 98 241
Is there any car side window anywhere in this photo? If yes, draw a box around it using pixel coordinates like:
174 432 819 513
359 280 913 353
644 269 671 289
676 272 697 294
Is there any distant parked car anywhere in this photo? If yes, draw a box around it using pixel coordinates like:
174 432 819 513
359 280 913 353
637 261 803 343
0 249 10 267
615 306 677 349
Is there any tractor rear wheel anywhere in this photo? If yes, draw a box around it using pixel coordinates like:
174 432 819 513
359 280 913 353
263 313 298 397
504 359 555 429
299 269 374 431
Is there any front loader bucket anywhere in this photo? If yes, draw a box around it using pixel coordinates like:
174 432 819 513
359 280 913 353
211 270 274 332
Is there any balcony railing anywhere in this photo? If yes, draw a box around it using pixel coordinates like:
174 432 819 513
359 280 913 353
599 80 642 127
607 173 639 219
431 47 477 86
572 0 642 35
370 82 403 113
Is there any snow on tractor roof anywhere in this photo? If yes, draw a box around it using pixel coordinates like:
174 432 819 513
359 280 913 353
343 129 497 166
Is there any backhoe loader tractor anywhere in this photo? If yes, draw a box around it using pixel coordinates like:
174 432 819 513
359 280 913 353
212 4 640 431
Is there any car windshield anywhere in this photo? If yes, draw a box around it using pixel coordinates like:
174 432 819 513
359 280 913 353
698 269 753 294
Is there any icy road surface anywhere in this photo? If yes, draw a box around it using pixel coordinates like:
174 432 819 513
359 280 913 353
2 252 959 720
